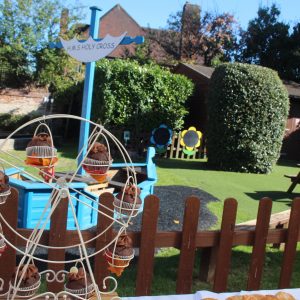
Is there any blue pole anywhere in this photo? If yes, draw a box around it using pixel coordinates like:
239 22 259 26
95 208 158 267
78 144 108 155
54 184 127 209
78 6 101 175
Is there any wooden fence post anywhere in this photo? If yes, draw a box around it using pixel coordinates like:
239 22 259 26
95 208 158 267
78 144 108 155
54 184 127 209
0 188 18 293
247 197 272 290
94 192 114 291
213 198 237 293
47 192 68 293
136 195 160 296
279 198 300 288
175 132 182 159
176 196 200 294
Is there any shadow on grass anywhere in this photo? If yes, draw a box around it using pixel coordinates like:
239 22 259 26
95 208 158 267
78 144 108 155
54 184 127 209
276 159 300 168
58 143 79 160
155 158 216 171
245 191 300 204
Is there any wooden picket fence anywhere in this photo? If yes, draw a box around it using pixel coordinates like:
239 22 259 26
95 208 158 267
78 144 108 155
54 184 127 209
0 188 300 296
164 131 205 159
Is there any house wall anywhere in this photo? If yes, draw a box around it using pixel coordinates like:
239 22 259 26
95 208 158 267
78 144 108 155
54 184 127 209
282 98 300 160
173 64 209 133
99 5 143 58
0 88 49 115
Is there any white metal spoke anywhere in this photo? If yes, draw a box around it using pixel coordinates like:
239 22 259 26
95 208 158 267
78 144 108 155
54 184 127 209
0 114 140 299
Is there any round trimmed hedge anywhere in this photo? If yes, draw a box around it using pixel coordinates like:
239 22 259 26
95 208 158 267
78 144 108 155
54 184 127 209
207 63 289 173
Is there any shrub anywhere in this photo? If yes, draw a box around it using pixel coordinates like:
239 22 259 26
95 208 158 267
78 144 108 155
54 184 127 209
207 63 289 173
0 113 39 132
92 59 194 133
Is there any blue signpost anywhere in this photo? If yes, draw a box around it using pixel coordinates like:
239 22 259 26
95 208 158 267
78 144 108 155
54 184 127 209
50 6 144 174
78 7 101 175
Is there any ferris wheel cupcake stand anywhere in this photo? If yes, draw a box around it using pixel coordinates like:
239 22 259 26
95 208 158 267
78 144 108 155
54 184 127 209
0 114 151 300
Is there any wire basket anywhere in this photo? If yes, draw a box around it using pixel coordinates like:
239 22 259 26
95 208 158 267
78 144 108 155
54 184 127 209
82 158 113 183
104 249 134 268
25 123 58 168
0 165 10 205
64 283 95 299
113 197 141 217
0 186 11 205
82 158 112 173
25 146 58 167
9 273 41 298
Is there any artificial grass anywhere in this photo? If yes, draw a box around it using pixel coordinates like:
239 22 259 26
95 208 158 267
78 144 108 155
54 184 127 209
155 158 300 226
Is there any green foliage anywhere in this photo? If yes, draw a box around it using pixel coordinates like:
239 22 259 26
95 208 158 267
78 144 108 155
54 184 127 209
0 113 38 132
237 4 300 82
0 45 31 86
0 0 81 87
92 59 194 132
35 48 84 93
207 63 289 173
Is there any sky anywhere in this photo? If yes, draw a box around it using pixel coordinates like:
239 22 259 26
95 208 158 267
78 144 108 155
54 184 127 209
71 0 300 30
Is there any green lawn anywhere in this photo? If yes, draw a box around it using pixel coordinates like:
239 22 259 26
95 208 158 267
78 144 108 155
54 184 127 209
1 146 300 296
155 158 300 225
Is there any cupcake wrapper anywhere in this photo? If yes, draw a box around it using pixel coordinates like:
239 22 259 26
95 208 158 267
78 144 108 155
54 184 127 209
26 146 57 158
0 187 11 204
113 197 141 216
10 274 41 297
82 158 112 174
64 283 95 297
104 249 134 268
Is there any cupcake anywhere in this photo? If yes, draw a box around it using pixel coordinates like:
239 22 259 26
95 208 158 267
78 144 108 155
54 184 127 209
104 233 134 277
113 184 142 216
10 264 41 297
25 132 58 167
82 142 112 183
64 267 95 299
0 170 11 204
0 223 7 257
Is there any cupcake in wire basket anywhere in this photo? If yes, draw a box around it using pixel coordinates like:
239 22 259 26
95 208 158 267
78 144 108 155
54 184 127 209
82 142 112 183
104 233 134 277
0 169 11 204
0 223 7 257
10 264 41 297
25 132 58 168
113 184 142 217
64 267 95 299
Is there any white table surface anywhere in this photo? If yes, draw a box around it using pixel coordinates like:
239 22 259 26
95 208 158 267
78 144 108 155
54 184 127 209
122 288 300 300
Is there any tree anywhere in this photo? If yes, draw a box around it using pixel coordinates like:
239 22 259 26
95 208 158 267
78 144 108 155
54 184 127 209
237 4 300 83
237 5 290 77
0 0 81 87
284 23 300 82
146 4 240 65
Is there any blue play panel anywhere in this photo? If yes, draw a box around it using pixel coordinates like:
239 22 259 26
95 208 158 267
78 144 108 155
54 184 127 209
5 147 157 230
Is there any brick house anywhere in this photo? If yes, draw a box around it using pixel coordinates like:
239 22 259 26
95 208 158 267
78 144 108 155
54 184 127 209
98 4 144 58
80 3 201 63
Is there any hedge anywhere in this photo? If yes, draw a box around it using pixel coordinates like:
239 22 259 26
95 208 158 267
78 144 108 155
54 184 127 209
92 59 194 133
207 63 289 173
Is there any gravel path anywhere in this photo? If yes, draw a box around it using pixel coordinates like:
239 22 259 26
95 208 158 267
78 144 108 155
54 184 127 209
127 185 220 231
23 186 219 257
